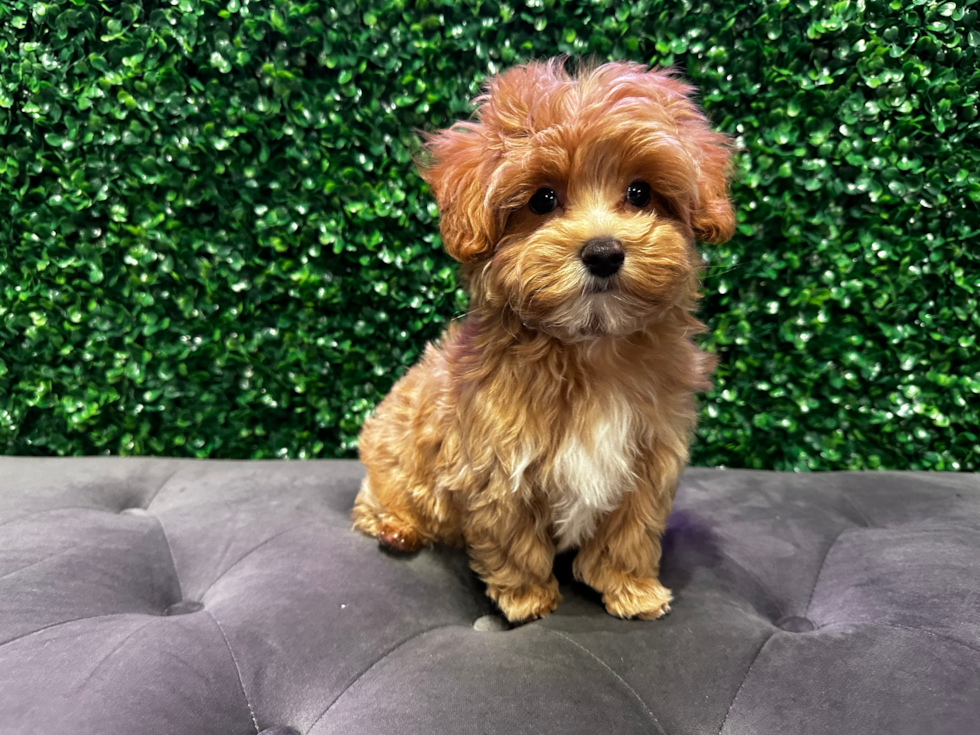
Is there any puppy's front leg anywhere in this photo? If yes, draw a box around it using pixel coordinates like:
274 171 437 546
573 457 677 620
465 483 561 624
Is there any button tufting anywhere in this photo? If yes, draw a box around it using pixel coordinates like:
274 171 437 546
473 614 510 632
164 600 204 616
776 615 815 633
258 728 299 735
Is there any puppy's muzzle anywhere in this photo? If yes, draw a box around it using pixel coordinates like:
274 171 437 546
581 238 625 278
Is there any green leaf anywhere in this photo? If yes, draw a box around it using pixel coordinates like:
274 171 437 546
0 0 975 473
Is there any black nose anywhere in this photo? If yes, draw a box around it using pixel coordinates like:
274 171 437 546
580 238 625 278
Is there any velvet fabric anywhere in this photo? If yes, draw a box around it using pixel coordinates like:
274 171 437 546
0 458 976 734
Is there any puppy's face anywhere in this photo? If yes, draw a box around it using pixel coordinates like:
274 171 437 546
487 138 700 338
422 61 735 340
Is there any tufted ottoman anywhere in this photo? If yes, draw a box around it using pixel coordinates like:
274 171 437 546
0 458 977 735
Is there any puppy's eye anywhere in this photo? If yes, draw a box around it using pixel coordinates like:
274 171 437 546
528 187 558 215
626 181 652 208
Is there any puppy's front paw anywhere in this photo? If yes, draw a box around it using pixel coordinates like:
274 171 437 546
603 578 673 620
489 577 562 624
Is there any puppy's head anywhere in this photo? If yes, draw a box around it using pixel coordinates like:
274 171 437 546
421 59 734 340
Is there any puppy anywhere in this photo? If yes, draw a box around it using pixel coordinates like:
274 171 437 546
352 59 734 623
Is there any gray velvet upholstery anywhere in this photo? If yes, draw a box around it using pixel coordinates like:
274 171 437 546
0 458 977 735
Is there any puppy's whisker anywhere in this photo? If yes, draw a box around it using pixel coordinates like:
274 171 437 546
702 263 745 279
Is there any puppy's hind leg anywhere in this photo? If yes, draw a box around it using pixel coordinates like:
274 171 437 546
351 474 426 553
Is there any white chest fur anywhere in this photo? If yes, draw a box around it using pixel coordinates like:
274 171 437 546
549 396 637 552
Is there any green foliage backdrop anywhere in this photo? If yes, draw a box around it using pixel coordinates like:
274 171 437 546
1 0 978 470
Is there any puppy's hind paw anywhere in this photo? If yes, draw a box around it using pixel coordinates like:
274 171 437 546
352 505 424 554
375 523 423 554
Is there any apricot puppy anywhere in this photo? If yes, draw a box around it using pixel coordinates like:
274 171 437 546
353 59 734 623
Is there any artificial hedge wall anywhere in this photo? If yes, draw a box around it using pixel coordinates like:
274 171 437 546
1 0 978 470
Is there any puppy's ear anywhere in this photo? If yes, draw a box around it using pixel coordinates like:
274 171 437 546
419 125 502 263
644 69 736 244
689 126 736 244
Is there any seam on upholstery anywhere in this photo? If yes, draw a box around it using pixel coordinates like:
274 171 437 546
804 528 849 617
0 506 107 531
713 548 785 620
0 547 82 583
840 494 872 528
202 520 322 597
897 521 980 536
0 612 137 649
144 468 181 510
71 620 155 694
305 624 459 734
206 609 260 735
817 620 980 656
716 630 777 735
152 513 183 602
545 627 668 735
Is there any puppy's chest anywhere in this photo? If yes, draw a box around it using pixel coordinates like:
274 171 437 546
544 397 641 551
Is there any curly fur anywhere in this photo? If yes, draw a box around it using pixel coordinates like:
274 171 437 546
352 59 734 623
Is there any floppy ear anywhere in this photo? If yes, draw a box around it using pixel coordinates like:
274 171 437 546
689 126 736 244
419 124 503 263
641 69 736 244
